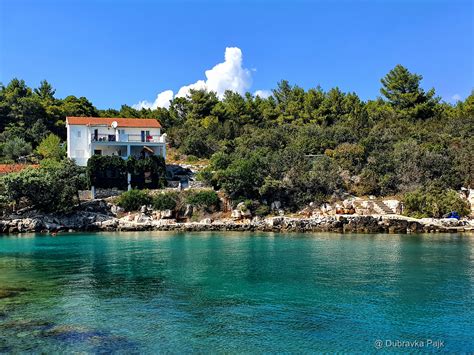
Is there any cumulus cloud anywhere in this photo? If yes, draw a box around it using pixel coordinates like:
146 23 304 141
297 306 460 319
254 89 272 98
134 47 252 109
135 90 174 110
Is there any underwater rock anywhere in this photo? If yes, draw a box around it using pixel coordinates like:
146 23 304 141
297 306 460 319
0 287 28 299
42 324 140 351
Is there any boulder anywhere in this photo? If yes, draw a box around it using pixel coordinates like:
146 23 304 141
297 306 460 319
99 219 118 230
440 218 460 227
18 218 43 232
135 214 152 224
184 204 193 218
241 209 252 218
110 205 124 215
383 200 401 214
200 218 212 224
153 219 177 226
342 199 353 208
270 201 281 210
231 210 242 220
161 209 173 219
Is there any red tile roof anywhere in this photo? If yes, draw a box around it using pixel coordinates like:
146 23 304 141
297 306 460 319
0 164 39 175
66 117 162 128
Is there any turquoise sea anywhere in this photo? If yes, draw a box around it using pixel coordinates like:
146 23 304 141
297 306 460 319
0 232 473 353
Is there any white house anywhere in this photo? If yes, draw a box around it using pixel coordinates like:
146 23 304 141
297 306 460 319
66 117 166 166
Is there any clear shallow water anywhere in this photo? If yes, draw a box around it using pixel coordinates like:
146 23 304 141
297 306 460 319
0 232 473 353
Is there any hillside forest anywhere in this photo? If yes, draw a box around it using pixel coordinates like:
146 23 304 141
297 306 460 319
1 65 473 216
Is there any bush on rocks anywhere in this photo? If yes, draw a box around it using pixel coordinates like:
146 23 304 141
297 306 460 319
185 190 220 211
254 204 270 217
1 159 85 212
153 191 179 211
402 186 470 218
117 189 152 212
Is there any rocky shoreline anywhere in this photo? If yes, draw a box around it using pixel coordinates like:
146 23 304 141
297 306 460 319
1 200 473 235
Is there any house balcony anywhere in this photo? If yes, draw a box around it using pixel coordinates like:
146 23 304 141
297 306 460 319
90 133 165 144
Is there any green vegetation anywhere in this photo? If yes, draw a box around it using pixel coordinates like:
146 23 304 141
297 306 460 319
152 191 179 211
1 64 473 215
35 133 65 161
118 189 219 213
1 137 32 162
117 189 152 212
185 190 220 211
87 155 128 189
0 159 86 212
86 155 166 190
126 155 166 189
402 185 470 218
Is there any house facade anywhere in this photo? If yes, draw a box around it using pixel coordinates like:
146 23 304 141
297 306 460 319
66 117 166 166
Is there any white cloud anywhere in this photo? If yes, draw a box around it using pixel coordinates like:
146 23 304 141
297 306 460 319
134 47 253 109
134 90 174 110
451 94 462 102
254 89 272 98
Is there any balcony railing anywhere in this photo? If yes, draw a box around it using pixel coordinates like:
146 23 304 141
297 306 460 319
91 133 164 143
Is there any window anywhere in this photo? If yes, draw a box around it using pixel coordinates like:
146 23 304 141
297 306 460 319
94 150 102 155
77 130 81 138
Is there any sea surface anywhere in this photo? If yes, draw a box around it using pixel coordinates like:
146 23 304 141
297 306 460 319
0 232 472 353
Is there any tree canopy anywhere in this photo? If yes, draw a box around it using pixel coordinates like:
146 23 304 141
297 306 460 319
1 65 473 216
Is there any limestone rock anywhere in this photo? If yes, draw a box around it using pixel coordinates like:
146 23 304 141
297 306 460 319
135 213 152 224
241 209 252 218
184 204 193 218
231 210 242 220
161 209 173 219
270 201 281 210
110 205 124 215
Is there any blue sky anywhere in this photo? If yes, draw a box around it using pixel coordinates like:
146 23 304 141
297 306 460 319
1 0 472 109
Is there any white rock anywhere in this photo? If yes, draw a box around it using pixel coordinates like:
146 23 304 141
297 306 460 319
231 210 242 219
241 209 252 218
135 214 151 223
270 201 281 210
110 205 124 215
342 199 353 208
383 199 400 213
184 204 193 218
161 209 173 219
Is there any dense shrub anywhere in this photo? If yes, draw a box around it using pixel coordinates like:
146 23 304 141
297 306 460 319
185 190 220 210
1 137 32 162
403 187 470 218
87 155 166 190
185 155 199 163
153 191 178 211
254 204 270 216
1 159 85 212
117 189 152 211
87 155 127 189
127 155 166 189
